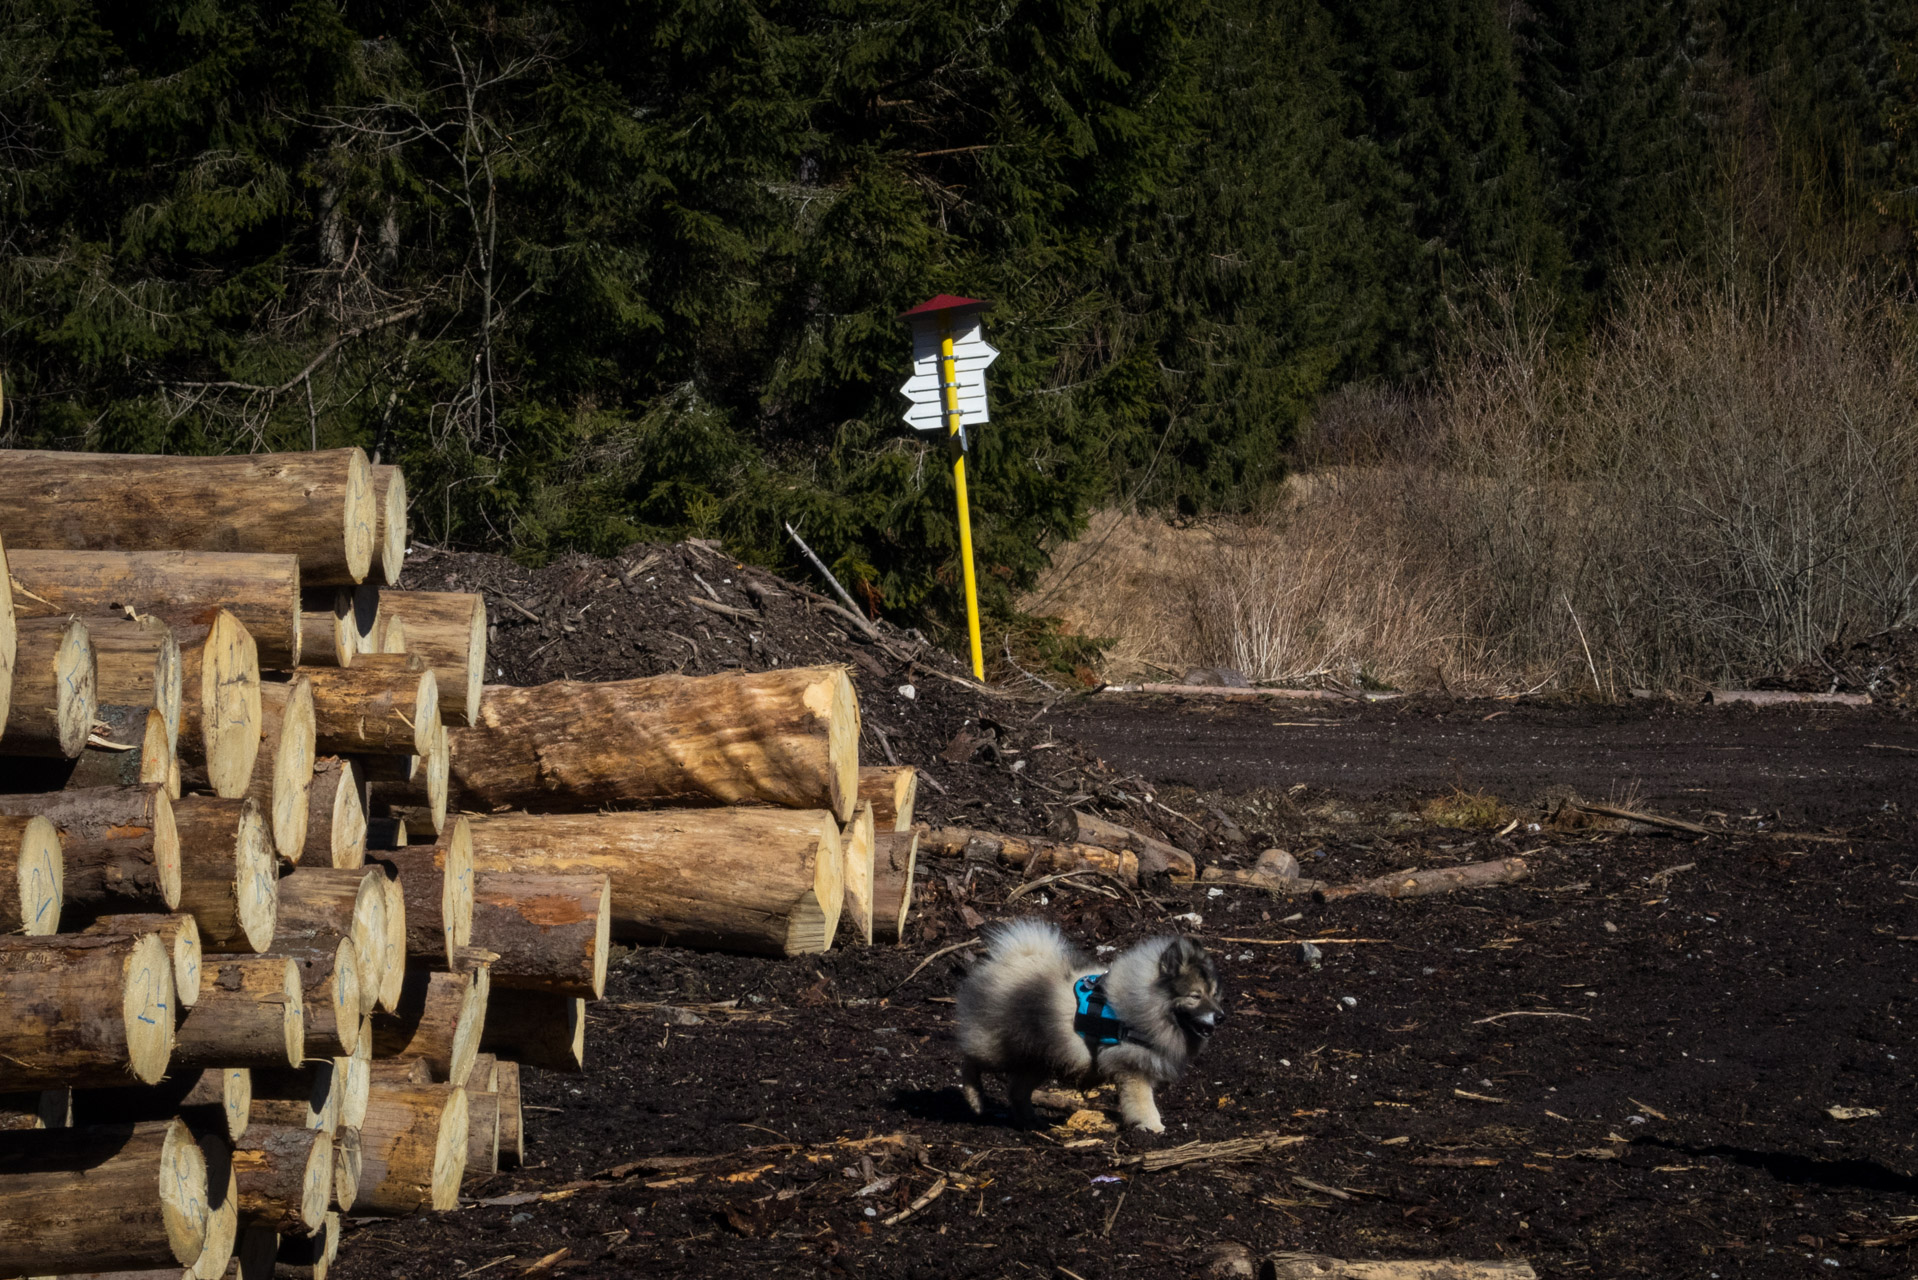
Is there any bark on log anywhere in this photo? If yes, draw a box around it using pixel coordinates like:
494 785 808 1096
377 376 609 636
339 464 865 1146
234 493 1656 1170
0 1117 209 1273
0 1088 67 1130
284 939 361 1059
463 808 844 956
231 1125 331 1235
0 812 61 936
299 587 355 669
370 465 407 589
367 1058 432 1086
370 968 485 1084
273 868 386 1018
82 615 183 746
331 1125 361 1213
353 1082 467 1215
300 660 438 758
70 1066 247 1147
0 448 376 585
172 796 276 954
0 615 96 758
478 990 583 1073
373 824 472 968
1262 1257 1537 1280
0 932 175 1087
1314 858 1532 903
0 784 180 917
275 1210 339 1280
858 765 918 833
303 758 365 871
468 872 608 998
448 666 860 820
493 1061 522 1168
249 1065 337 1138
1050 810 1196 879
252 680 315 864
40 704 176 795
8 549 304 672
462 1089 499 1179
372 592 484 727
82 914 203 1008
174 612 261 799
0 533 14 736
172 955 303 1072
840 802 876 947
917 827 1138 883
370 722 448 834
362 814 406 853
870 830 918 946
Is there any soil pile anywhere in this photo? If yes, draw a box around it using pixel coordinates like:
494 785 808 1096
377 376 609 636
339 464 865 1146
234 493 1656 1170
1760 626 1918 704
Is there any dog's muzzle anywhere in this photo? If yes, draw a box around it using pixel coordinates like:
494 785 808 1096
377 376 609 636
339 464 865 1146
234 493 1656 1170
1187 1009 1221 1037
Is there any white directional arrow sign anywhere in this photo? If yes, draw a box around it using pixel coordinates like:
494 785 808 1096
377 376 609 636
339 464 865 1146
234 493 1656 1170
899 311 998 449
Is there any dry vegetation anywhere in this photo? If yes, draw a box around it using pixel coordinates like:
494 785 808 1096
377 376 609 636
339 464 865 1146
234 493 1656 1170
1026 274 1918 693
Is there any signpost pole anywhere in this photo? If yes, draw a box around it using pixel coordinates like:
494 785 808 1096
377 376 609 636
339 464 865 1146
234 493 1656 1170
940 313 986 681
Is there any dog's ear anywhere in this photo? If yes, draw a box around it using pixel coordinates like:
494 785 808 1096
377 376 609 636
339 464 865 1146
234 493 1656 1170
1160 936 1202 976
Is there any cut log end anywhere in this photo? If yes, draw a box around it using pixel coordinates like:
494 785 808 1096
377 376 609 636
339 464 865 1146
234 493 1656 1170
122 930 178 1084
375 874 407 1012
841 802 876 947
859 765 919 833
85 912 202 1009
264 678 317 863
342 446 377 585
373 464 408 588
192 611 263 798
8 813 63 936
788 813 844 956
160 1116 213 1266
0 615 98 758
820 668 860 823
871 830 918 946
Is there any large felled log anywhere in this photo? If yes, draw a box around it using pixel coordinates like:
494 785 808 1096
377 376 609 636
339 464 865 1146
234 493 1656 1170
371 967 486 1084
372 592 484 727
0 615 96 757
8 548 303 670
493 1061 522 1168
0 1117 209 1273
188 1128 240 1280
478 990 584 1073
1050 810 1196 880
0 1088 67 1130
82 914 203 1008
0 448 376 585
231 1125 332 1235
840 802 876 946
274 868 387 1018
374 824 472 968
918 827 1139 884
300 658 438 757
0 933 174 1087
1263 1257 1537 1280
0 813 61 936
70 1067 248 1145
82 614 183 746
36 704 176 795
1315 857 1533 902
172 795 276 954
304 757 365 870
464 808 844 956
276 1210 339 1280
354 1081 468 1215
469 872 608 998
859 765 918 833
172 955 303 1072
449 666 860 820
870 830 919 945
370 873 407 1013
174 611 262 799
299 587 355 669
285 938 361 1058
0 533 13 735
252 680 314 864
249 1064 338 1138
331 1124 362 1213
370 464 407 588
463 1088 500 1179
371 721 448 834
0 784 180 916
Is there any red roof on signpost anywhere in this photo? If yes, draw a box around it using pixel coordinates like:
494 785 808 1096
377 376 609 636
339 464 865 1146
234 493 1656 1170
899 294 990 318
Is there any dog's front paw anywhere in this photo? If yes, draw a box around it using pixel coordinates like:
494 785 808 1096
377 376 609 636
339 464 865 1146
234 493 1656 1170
1132 1117 1165 1134
961 1086 984 1116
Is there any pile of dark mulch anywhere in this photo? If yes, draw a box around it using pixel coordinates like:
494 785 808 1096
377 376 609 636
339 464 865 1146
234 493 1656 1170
1759 626 1916 704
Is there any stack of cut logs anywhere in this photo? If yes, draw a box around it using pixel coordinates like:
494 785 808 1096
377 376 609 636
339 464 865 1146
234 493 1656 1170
0 447 927 1279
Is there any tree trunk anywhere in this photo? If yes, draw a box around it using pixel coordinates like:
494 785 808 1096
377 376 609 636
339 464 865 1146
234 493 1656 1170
0 616 95 758
370 968 485 1084
69 1067 248 1146
231 1125 332 1235
285 939 361 1058
372 592 484 727
464 808 844 957
0 933 174 1087
870 830 919 946
370 465 407 589
469 872 608 999
353 1082 468 1215
917 827 1139 883
171 796 275 954
0 813 62 936
174 611 262 800
274 1210 339 1280
8 549 304 671
0 784 180 917
448 666 859 820
82 913 203 1008
1050 810 1196 879
479 990 583 1073
0 448 375 585
252 680 315 865
840 802 875 947
0 1117 209 1273
38 704 176 795
493 1061 522 1169
463 1088 500 1179
80 614 182 747
1315 857 1532 902
304 758 365 870
300 660 438 758
373 824 472 969
172 955 303 1072
274 868 387 1018
859 765 918 833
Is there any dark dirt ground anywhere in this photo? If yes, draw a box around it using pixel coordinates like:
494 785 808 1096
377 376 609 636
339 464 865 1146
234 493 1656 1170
336 544 1918 1280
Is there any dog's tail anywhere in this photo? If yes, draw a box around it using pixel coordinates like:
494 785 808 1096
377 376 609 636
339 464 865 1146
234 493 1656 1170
979 917 1075 970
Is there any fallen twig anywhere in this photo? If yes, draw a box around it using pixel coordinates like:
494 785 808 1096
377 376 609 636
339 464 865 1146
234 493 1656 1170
1120 1131 1306 1172
893 938 981 993
1561 801 1712 837
784 522 878 638
687 595 760 622
1708 688 1871 707
1472 1010 1592 1025
1317 857 1531 902
1453 1089 1508 1103
1266 1252 1537 1279
1209 936 1387 946
880 1175 947 1226
1006 869 1138 907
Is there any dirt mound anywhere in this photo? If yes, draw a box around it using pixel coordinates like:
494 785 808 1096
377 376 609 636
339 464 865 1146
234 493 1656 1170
1759 626 1917 704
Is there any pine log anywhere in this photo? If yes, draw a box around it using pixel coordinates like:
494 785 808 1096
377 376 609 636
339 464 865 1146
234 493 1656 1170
374 823 472 968
190 1126 240 1280
273 868 386 1018
917 827 1139 883
493 1061 522 1168
469 872 608 999
0 615 96 757
172 955 303 1072
230 1125 331 1235
0 1117 210 1273
370 874 407 1013
840 802 876 946
478 990 583 1073
298 587 355 669
371 721 448 834
68 1069 248 1147
1050 810 1196 879
870 830 919 946
367 1057 432 1086
331 1125 361 1213
248 1065 337 1138
338 1034 371 1131
1314 857 1533 902
0 784 180 916
172 796 276 954
0 448 376 585
275 1209 338 1280
0 812 62 935
371 967 485 1084
0 533 13 735
300 659 438 758
83 615 183 746
1264 1257 1537 1280
373 592 484 727
8 549 304 672
0 932 175 1087
371 613 405 654
303 758 365 870
464 807 844 956
354 1081 468 1215
44 704 177 795
859 765 918 833
175 612 262 799
462 1089 499 1179
448 666 860 820
363 813 406 853
252 680 315 864
82 914 203 1008
0 1088 68 1130
285 939 361 1058
370 465 407 589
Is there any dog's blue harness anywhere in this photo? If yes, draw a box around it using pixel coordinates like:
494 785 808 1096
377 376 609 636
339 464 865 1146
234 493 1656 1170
1073 974 1137 1059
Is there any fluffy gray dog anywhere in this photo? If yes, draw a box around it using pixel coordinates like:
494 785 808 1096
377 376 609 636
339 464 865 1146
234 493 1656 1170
955 918 1225 1132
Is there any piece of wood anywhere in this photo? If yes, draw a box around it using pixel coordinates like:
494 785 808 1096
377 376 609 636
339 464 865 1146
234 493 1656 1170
1708 688 1872 707
870 829 918 945
83 914 203 1007
8 549 304 671
0 1088 68 1130
493 1061 522 1169
366 1057 433 1086
276 1210 338 1280
83 614 184 747
249 1064 338 1138
370 721 448 834
0 1117 209 1273
373 823 473 968
1555 799 1713 837
188 1125 240 1280
371 612 405 654
1263 1256 1537 1280
285 938 361 1058
0 533 14 736
299 587 355 669
338 1032 372 1129
463 807 844 956
370 465 407 589
840 801 876 946
1315 857 1533 903
230 1124 331 1235
448 666 860 820
462 1088 500 1179
371 967 485 1084
1200 850 1326 895
0 615 96 757
858 765 917 833
917 827 1139 883
70 1066 248 1147
331 1124 361 1213
299 659 439 757
0 932 174 1087
171 796 276 954
0 784 180 917
174 611 262 799
460 1052 499 1093
469 872 608 998
479 990 583 1073
273 868 387 1018
252 680 315 864
1124 1130 1307 1172
1051 809 1196 879
372 592 484 727
37 704 177 795
353 1081 468 1215
370 873 407 1013
0 813 61 936
303 758 365 870
172 955 303 1072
